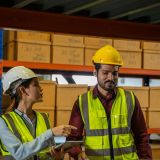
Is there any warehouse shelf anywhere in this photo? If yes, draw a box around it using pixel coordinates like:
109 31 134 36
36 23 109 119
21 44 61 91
148 128 160 134
1 60 160 76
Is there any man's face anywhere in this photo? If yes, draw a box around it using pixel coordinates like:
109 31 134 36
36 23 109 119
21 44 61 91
96 64 119 92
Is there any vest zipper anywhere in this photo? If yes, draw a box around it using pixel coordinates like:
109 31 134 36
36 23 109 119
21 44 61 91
107 113 114 160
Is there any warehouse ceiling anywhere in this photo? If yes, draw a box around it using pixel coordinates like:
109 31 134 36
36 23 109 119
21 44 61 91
0 0 160 25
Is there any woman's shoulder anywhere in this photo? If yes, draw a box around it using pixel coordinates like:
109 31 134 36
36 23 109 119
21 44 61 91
0 116 8 128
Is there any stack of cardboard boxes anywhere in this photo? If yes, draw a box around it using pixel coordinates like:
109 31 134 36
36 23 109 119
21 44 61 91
51 34 84 65
55 84 88 126
3 30 51 63
142 41 160 70
113 39 142 69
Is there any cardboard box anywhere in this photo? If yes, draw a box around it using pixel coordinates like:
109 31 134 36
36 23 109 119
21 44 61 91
51 34 84 47
84 36 112 49
4 42 51 63
52 46 84 65
151 144 160 159
120 50 142 69
149 87 160 108
4 30 51 44
113 39 141 51
56 84 88 110
84 48 96 66
34 108 55 127
141 107 148 127
33 81 56 109
148 108 160 128
143 50 160 70
122 87 149 108
56 110 72 126
142 41 160 50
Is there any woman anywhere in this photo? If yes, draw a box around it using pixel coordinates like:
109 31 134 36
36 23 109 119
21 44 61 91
0 66 76 160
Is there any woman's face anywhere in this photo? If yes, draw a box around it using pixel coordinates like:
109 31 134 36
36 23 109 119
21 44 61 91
24 78 43 103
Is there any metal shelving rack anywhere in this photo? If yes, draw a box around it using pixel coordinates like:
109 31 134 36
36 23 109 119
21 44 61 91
0 7 160 132
2 60 160 77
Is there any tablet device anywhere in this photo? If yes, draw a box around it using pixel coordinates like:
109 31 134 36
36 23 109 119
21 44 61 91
54 140 83 151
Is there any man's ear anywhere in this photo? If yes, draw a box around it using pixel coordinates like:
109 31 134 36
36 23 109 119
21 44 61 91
93 69 97 77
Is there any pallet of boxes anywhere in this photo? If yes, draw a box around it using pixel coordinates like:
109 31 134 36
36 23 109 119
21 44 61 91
142 40 160 159
56 84 88 160
3 30 51 63
51 33 84 65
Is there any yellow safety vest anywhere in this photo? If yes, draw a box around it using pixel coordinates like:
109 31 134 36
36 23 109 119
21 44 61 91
79 88 139 160
0 111 50 159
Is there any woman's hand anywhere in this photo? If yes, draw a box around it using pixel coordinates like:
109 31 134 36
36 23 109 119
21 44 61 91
50 146 64 160
51 125 77 137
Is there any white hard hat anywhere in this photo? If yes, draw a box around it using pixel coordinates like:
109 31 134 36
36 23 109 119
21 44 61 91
2 66 37 95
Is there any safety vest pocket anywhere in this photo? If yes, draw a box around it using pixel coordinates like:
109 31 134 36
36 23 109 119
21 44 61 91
111 114 128 127
119 134 134 147
85 137 103 149
118 135 138 159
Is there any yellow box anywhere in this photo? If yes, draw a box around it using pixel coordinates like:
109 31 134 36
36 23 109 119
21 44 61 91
119 50 142 69
151 144 160 159
56 110 72 126
33 81 56 109
142 41 160 50
122 87 149 108
84 36 112 49
4 42 51 63
141 107 148 127
113 39 141 51
148 108 160 128
84 48 97 66
51 33 84 47
4 30 51 44
33 108 55 127
143 50 160 70
149 87 160 108
52 46 84 65
56 84 88 110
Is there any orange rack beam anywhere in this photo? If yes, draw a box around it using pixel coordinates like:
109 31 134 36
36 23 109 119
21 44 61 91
148 128 160 134
2 60 160 76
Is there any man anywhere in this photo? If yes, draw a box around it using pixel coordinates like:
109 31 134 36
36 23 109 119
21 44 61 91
68 45 152 160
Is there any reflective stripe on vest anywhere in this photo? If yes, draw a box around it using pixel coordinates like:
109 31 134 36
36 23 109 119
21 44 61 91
0 111 50 157
79 88 138 160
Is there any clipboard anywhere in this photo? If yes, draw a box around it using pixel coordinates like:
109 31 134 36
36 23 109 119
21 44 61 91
54 140 83 151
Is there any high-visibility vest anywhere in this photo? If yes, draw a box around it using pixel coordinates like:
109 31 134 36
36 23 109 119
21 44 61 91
79 88 139 160
0 111 50 159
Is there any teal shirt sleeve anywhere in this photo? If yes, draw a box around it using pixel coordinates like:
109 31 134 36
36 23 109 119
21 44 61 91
0 117 55 160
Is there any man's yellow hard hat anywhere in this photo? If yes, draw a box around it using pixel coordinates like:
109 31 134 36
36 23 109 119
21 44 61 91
92 45 123 66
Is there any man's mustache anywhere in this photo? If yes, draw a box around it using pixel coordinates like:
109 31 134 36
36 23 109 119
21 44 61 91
104 80 115 85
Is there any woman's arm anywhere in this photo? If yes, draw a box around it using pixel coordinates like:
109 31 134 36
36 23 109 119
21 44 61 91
0 117 54 160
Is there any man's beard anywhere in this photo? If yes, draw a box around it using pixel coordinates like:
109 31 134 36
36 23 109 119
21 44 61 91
100 80 117 92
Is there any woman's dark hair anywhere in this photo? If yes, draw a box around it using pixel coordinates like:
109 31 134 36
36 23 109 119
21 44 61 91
6 78 34 112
